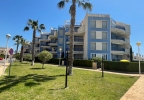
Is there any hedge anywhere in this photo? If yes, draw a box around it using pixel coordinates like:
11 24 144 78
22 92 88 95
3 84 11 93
104 61 144 72
47 59 94 67
73 60 93 67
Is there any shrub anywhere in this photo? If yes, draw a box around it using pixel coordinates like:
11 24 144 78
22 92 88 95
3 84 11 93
13 53 20 60
23 54 32 61
38 51 53 68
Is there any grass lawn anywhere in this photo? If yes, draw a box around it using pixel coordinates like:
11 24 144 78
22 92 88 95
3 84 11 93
0 61 138 100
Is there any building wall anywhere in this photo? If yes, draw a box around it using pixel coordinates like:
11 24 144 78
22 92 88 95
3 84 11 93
87 15 111 60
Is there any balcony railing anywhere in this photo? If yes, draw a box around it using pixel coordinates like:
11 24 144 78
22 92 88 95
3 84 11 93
111 48 125 51
41 44 49 46
74 48 83 51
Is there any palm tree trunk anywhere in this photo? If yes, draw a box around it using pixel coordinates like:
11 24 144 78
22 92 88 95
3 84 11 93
21 45 24 62
20 46 23 62
16 43 19 54
68 0 76 75
31 29 36 66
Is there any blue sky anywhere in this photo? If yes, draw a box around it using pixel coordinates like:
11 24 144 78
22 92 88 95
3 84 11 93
0 0 143 55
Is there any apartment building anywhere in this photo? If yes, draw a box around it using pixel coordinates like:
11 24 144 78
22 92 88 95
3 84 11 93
24 13 131 61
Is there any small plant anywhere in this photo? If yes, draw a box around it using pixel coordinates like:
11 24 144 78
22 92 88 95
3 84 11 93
13 53 20 60
92 57 102 68
38 51 53 68
92 57 102 63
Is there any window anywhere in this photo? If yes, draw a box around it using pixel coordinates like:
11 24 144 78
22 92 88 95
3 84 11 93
102 43 107 50
91 43 95 50
91 20 96 28
91 53 108 60
102 21 107 28
102 54 107 60
102 32 107 39
59 30 63 36
59 38 63 44
91 31 96 39
42 36 47 39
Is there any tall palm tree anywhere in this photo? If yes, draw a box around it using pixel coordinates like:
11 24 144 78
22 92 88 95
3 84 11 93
24 19 45 66
20 38 30 62
57 0 92 75
13 35 22 54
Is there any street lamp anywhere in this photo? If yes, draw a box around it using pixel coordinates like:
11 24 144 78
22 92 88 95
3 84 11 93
65 50 68 88
136 42 141 76
59 48 62 66
3 34 11 74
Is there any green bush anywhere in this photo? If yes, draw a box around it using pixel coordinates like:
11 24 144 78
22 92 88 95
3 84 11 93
0 54 4 58
104 61 144 72
23 54 32 61
13 53 20 60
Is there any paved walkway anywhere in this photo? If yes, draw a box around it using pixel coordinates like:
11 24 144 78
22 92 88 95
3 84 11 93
0 63 10 76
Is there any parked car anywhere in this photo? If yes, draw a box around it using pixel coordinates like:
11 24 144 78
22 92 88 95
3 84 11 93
0 58 3 60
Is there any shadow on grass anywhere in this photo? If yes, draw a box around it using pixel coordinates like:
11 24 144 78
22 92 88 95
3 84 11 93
0 74 65 93
30 68 45 70
49 87 65 91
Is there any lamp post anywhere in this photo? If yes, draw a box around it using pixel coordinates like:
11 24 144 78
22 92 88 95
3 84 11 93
136 42 141 76
3 34 11 74
65 50 68 88
59 48 62 66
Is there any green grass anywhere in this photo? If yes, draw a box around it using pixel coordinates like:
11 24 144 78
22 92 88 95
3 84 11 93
0 61 138 100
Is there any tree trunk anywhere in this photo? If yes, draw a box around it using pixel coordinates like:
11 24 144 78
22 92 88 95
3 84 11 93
42 62 44 69
31 29 36 66
20 46 23 62
21 45 24 62
68 0 76 75
16 42 19 54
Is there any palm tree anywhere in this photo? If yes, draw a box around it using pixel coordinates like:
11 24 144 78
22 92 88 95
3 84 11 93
20 38 30 62
57 0 92 75
13 35 22 54
24 19 45 66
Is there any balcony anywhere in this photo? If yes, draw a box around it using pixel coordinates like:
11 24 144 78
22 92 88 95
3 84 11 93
111 48 125 55
66 39 84 45
111 26 129 36
39 37 50 42
66 48 84 54
74 48 83 54
111 39 125 44
49 31 58 39
35 40 40 44
41 44 50 48
34 47 40 50
49 41 58 46
65 26 85 36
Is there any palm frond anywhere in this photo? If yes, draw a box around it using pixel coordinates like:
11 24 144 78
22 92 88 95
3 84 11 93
78 1 92 11
37 29 42 33
24 26 29 31
39 24 45 30
57 1 65 9
27 19 33 26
